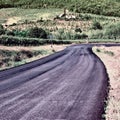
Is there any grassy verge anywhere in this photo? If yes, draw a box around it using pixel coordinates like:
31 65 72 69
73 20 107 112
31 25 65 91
0 44 68 70
0 49 51 70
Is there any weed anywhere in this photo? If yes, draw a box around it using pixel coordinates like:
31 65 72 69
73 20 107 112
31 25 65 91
96 48 101 53
104 51 114 56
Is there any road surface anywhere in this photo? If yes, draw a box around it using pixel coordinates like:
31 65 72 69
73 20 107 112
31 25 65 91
0 45 109 120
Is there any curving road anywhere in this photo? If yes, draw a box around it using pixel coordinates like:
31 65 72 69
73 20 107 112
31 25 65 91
0 45 109 120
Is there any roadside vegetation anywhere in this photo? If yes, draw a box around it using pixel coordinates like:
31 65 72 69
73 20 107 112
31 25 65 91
0 49 50 70
96 48 114 56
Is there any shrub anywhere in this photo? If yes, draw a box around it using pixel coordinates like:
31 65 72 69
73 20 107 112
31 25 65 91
28 27 47 39
104 51 114 56
0 24 5 35
91 21 102 30
10 23 17 26
96 48 101 52
74 34 82 39
75 28 82 33
80 33 88 39
74 33 88 39
0 24 4 29
0 35 71 46
6 30 15 36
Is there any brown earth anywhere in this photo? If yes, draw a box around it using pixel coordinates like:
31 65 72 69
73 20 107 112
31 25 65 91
94 46 120 120
0 45 68 52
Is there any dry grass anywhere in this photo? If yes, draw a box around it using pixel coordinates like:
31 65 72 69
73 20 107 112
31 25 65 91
0 44 68 52
94 46 120 120
0 44 69 70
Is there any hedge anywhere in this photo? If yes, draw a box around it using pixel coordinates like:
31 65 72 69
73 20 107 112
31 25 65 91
0 35 72 46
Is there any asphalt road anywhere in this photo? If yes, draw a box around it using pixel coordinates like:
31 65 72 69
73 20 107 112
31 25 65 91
0 45 109 120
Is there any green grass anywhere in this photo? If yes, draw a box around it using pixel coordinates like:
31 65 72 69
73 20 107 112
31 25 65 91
0 8 63 24
0 0 120 17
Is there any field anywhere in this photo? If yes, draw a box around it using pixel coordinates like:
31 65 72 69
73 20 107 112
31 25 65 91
0 8 63 24
0 8 120 43
0 0 120 17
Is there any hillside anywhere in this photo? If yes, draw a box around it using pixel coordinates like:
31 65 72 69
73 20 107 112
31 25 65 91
0 0 120 17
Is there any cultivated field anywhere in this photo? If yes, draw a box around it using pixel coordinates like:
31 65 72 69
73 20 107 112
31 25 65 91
0 8 120 41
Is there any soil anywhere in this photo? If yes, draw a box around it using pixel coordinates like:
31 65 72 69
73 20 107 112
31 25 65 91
94 46 120 120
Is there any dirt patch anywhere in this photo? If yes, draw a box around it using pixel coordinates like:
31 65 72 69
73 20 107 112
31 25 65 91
94 46 120 120
5 17 21 26
0 44 68 51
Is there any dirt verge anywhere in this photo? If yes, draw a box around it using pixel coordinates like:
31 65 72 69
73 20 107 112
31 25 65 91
94 46 120 120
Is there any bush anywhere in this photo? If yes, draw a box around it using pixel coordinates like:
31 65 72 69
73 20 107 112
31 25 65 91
0 24 5 35
91 21 102 30
74 33 88 39
96 48 101 52
80 33 88 39
28 27 47 39
6 30 15 36
0 35 71 46
75 28 82 33
0 24 4 29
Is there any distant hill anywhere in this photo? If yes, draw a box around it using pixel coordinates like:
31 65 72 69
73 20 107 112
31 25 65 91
0 0 120 17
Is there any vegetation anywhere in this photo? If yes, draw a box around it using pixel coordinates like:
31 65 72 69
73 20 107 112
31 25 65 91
91 21 102 30
0 0 120 17
0 24 5 35
0 49 49 68
95 48 114 56
90 23 120 39
104 50 114 56
27 27 47 38
96 48 101 53
0 35 72 46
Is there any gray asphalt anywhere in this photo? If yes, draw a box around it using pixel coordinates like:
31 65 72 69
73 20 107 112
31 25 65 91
0 45 109 120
